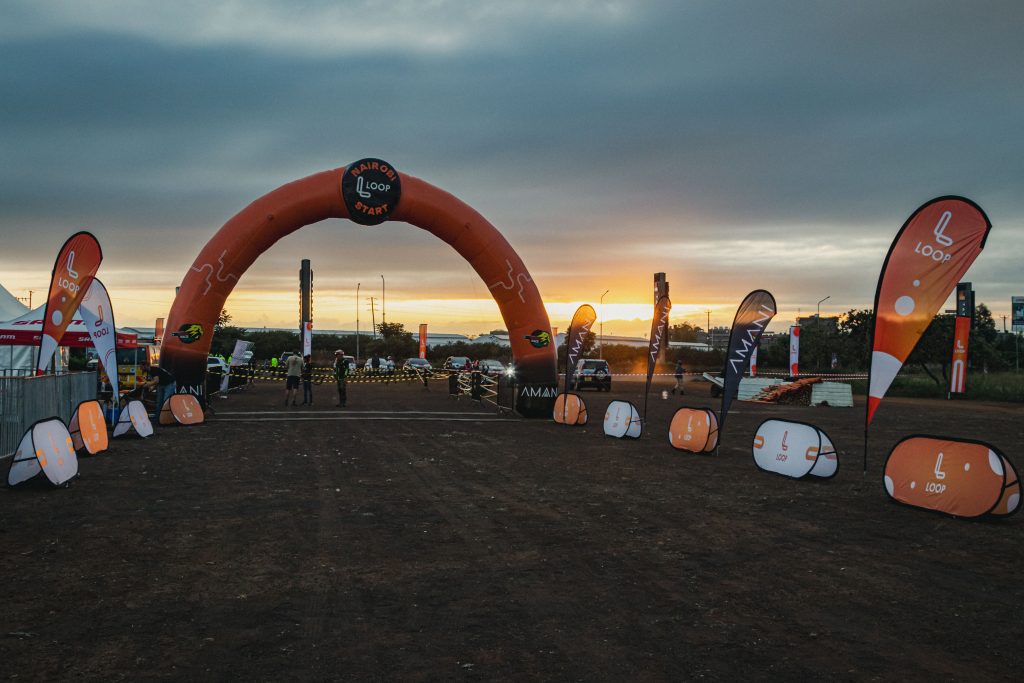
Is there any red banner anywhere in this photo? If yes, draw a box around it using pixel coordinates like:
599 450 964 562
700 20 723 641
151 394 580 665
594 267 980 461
949 315 971 395
867 197 990 428
418 324 427 359
37 232 103 373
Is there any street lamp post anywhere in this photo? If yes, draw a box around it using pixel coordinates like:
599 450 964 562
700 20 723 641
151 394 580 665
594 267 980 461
380 275 386 328
599 290 610 358
356 282 361 363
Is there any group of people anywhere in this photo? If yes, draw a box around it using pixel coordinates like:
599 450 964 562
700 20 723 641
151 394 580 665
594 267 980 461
283 350 349 408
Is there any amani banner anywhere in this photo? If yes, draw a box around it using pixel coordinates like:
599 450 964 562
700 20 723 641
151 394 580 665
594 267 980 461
77 278 119 399
866 197 991 431
564 304 597 392
37 232 103 374
720 290 777 434
644 296 671 419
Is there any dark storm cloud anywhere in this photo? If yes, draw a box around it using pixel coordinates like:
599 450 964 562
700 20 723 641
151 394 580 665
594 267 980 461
2 0 1022 316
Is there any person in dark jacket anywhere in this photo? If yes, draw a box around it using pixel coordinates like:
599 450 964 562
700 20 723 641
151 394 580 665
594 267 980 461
333 350 348 408
672 359 685 395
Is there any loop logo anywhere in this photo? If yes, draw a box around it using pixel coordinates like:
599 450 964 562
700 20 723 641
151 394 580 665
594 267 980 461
341 158 402 226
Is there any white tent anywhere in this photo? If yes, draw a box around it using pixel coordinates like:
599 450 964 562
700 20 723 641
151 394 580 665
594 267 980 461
0 283 28 322
0 284 35 374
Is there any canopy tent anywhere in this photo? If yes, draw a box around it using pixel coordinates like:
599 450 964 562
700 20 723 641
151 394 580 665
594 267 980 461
0 304 137 375
0 283 28 321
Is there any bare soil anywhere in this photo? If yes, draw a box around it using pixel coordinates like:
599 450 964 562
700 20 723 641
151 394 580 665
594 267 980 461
2 375 1023 681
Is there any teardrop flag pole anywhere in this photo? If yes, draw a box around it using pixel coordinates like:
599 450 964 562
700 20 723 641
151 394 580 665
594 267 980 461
562 304 597 422
863 196 991 472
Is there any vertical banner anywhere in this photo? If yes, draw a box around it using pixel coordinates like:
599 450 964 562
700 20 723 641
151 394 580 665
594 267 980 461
77 278 119 399
418 324 428 359
154 317 165 345
644 296 672 421
1011 296 1024 333
789 325 800 377
720 290 777 435
230 340 253 366
866 197 991 458
37 232 103 374
564 304 597 392
302 321 312 357
749 344 758 377
949 282 973 396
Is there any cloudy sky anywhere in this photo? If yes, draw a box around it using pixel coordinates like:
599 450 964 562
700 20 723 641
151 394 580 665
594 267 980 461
2 1 1022 336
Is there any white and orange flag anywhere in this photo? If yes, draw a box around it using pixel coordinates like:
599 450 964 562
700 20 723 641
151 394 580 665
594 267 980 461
78 278 119 399
37 232 103 374
866 197 991 435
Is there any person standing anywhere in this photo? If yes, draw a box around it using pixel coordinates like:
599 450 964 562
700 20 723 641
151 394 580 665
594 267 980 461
147 363 177 414
333 350 349 408
672 359 686 395
300 354 314 406
285 351 302 406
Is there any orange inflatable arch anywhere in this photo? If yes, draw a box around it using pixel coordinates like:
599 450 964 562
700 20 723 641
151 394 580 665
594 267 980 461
161 159 558 417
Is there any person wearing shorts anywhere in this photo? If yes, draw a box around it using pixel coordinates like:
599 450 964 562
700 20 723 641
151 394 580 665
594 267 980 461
285 352 302 406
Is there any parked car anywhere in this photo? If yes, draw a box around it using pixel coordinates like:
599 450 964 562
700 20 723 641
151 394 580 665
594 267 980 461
343 355 356 372
478 359 506 377
571 358 611 391
207 356 228 375
403 358 433 373
442 356 472 371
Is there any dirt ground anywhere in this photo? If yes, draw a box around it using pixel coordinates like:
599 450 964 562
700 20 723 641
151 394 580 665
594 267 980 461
2 373 1023 681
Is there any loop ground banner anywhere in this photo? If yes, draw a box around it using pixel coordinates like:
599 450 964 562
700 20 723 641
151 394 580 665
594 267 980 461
884 435 1021 519
867 197 991 430
69 400 109 455
553 393 588 425
7 418 79 487
604 400 641 439
159 394 205 426
113 400 154 438
752 419 838 480
668 408 718 453
37 232 103 374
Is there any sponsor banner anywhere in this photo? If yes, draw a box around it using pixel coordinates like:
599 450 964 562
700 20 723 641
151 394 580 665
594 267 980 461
419 324 428 359
720 290 777 434
7 418 80 487
564 304 597 393
949 315 971 395
113 400 154 438
155 317 165 345
553 393 588 425
867 197 991 428
341 158 402 226
1012 296 1024 333
37 232 103 374
645 297 671 418
750 344 758 377
668 408 719 453
604 400 641 439
302 321 312 357
752 419 838 480
516 383 559 418
884 435 1021 519
789 326 800 377
230 340 253 366
69 400 108 455
78 278 119 399
159 394 205 426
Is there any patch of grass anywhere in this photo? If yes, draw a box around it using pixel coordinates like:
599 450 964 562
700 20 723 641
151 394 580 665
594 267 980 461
849 372 1024 402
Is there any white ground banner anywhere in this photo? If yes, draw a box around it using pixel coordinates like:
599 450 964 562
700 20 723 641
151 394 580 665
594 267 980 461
7 418 80 487
604 400 642 439
752 419 838 479
112 400 154 438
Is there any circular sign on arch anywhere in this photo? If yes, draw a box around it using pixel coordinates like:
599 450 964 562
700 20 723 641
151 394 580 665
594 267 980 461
341 158 402 226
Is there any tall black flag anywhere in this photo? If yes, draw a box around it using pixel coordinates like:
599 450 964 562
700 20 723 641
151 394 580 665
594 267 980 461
720 290 776 434
644 296 672 421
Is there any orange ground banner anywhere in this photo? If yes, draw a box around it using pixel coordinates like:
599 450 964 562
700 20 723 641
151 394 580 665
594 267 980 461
867 197 990 428
37 232 103 374
159 394 205 426
553 393 588 425
884 436 1021 519
668 408 718 453
69 400 109 455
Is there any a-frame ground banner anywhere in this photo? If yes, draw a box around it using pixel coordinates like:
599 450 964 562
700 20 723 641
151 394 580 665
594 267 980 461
113 400 154 438
884 435 1020 519
668 408 719 453
553 393 588 425
69 400 109 455
159 394 205 426
752 419 838 480
7 418 79 487
604 400 641 439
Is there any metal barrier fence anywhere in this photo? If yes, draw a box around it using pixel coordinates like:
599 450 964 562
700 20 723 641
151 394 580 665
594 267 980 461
0 372 97 459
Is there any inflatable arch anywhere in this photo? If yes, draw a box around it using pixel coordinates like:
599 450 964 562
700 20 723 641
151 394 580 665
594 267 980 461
161 159 558 417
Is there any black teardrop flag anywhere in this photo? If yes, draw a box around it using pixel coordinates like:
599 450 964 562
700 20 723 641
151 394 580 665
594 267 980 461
564 304 597 393
644 296 672 421
720 290 776 435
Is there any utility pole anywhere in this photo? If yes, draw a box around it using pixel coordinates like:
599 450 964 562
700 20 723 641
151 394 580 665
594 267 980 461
1002 314 1008 333
381 274 386 327
356 282 361 363
599 289 610 358
368 296 378 338
706 310 711 348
